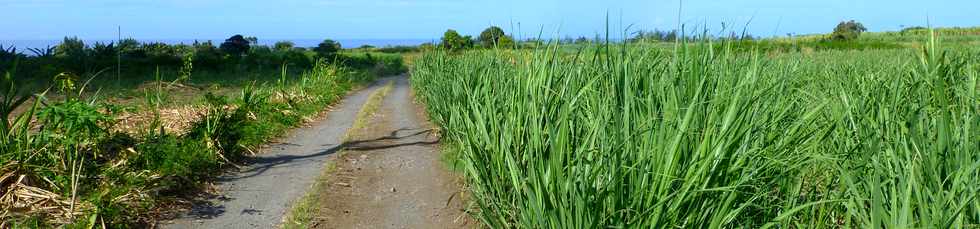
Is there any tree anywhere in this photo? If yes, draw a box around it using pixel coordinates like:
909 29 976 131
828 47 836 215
193 40 222 69
117 38 140 54
55 36 87 59
55 37 89 72
463 35 475 48
274 41 295 51
245 36 259 45
441 29 473 51
831 20 867 41
478 26 512 48
313 39 341 58
89 42 117 62
220 34 251 57
629 29 679 42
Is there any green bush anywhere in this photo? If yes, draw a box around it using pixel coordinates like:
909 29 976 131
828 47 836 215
441 29 474 51
274 41 295 51
313 39 341 59
375 45 419 53
831 20 867 41
193 41 223 70
478 26 514 48
0 45 26 72
281 49 313 68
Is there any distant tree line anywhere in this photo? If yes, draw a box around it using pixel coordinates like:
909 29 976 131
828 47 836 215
627 29 758 43
0 35 358 81
625 20 869 43
436 26 517 52
429 22 870 52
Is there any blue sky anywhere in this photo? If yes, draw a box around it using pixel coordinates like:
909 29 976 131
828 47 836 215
2 0 978 40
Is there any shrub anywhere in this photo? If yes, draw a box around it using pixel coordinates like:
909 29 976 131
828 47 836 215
55 37 88 72
0 45 25 72
496 36 515 48
313 39 341 59
193 40 223 70
244 46 277 68
441 29 473 51
831 20 867 41
89 42 117 68
141 42 181 66
281 49 313 68
419 43 437 51
55 37 87 59
376 45 419 53
478 26 514 48
274 41 295 51
117 38 140 55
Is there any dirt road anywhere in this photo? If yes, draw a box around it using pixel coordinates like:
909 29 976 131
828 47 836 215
163 77 393 228
310 76 470 228
162 75 469 228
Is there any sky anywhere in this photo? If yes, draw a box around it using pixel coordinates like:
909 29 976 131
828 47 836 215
2 0 978 41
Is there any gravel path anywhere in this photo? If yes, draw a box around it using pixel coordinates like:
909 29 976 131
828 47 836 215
311 75 470 228
313 78 474 228
162 77 397 228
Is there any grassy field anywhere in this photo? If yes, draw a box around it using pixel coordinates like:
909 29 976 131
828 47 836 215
0 48 404 227
411 30 979 228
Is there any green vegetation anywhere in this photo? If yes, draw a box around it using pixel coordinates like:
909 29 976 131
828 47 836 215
440 26 519 51
0 35 402 94
411 29 979 228
314 39 342 59
478 26 516 48
831 20 868 41
0 34 406 226
440 29 475 52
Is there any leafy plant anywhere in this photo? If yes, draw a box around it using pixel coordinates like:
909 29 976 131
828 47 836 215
0 45 26 66
0 65 43 164
173 49 194 84
313 39 341 59
440 29 474 51
831 20 868 41
192 40 222 70
478 26 514 48
27 46 55 57
274 41 296 51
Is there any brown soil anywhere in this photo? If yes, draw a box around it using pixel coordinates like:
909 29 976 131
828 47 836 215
311 77 471 229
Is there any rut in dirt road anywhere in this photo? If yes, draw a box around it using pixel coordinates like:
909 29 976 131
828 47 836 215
311 76 471 228
162 77 397 228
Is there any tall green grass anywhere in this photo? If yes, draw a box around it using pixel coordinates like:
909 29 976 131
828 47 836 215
411 34 978 228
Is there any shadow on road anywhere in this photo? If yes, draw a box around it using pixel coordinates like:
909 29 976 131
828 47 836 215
182 128 439 220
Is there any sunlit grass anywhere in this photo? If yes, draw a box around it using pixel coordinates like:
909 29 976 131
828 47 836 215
411 33 979 228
